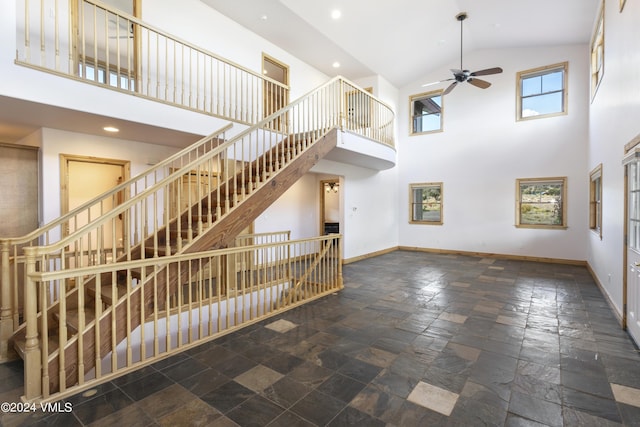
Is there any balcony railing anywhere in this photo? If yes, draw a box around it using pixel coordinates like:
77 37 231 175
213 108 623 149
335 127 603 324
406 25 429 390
15 0 395 147
16 0 288 125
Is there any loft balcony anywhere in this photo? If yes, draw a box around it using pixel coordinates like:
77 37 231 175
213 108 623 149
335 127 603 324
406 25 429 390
8 0 396 170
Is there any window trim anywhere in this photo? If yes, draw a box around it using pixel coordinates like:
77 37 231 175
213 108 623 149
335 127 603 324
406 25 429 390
409 90 443 135
515 177 568 229
516 62 568 121
590 164 603 239
590 3 605 100
409 182 443 225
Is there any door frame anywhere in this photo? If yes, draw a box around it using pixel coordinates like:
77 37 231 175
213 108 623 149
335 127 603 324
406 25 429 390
60 154 130 237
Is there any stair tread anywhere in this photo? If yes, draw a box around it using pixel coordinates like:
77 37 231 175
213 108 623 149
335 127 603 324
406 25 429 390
52 308 96 333
13 333 60 360
87 282 128 305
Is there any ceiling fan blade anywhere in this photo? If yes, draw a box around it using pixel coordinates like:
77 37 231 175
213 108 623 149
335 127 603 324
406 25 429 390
470 67 503 77
467 78 491 89
443 81 458 95
421 78 454 88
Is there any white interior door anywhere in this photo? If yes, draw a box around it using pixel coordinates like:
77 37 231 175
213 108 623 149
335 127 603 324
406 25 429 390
626 161 640 344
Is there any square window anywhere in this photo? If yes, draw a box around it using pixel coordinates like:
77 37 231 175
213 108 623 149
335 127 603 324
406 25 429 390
590 164 603 238
516 178 567 229
409 183 443 224
516 62 568 120
409 91 443 135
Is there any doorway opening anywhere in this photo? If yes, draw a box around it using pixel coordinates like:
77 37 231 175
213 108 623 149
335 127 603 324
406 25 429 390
320 178 341 235
60 154 130 256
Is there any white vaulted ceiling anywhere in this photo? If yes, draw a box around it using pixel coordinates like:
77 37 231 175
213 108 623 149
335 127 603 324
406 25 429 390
201 0 600 87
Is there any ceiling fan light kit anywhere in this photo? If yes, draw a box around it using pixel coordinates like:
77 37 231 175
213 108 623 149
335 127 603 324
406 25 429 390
422 12 502 95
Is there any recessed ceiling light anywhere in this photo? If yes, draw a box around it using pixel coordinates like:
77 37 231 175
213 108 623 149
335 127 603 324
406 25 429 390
103 126 119 133
261 15 268 20
331 9 341 20
332 62 340 68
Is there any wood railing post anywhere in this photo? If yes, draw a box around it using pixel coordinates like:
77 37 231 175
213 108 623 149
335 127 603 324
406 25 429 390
22 247 42 401
0 239 15 361
337 236 343 290
338 79 346 130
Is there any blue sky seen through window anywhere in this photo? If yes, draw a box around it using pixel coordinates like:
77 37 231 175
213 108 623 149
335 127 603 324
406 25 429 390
412 94 442 133
521 70 564 117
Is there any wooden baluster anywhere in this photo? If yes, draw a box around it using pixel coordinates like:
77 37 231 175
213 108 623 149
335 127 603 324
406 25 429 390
0 240 13 361
22 248 42 401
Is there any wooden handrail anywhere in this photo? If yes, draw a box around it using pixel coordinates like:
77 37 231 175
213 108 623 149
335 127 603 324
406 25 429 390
26 76 389 257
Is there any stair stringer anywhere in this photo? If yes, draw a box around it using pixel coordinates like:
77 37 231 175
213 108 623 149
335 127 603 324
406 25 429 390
46 127 339 394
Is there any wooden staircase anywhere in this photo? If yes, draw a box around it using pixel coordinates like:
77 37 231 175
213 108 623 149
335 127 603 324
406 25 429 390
2 75 392 402
11 128 338 395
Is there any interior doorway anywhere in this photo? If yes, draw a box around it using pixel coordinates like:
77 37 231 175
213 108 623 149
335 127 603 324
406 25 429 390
320 178 341 235
60 154 130 254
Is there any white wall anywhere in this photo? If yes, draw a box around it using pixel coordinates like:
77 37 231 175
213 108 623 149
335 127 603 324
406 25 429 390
588 0 640 316
398 45 590 261
312 159 399 260
254 173 319 240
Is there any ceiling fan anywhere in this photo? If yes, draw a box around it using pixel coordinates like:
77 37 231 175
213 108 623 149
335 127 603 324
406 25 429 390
422 12 502 95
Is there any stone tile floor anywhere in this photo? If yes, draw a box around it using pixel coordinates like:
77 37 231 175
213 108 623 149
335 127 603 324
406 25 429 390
1 250 640 426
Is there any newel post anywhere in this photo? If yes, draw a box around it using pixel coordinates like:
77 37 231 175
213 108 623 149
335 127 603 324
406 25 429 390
22 247 42 401
0 239 14 361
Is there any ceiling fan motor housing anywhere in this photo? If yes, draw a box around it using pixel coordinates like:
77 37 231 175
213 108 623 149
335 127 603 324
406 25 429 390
455 70 470 82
